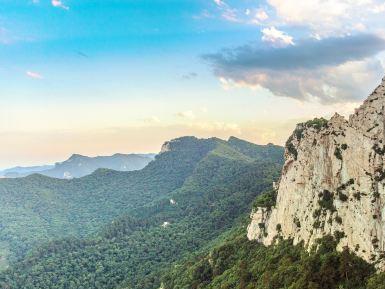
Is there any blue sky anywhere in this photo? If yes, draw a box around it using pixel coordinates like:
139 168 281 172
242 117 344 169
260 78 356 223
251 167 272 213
1 0 385 168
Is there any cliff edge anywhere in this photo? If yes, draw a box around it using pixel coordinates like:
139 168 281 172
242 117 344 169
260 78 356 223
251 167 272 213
248 77 385 268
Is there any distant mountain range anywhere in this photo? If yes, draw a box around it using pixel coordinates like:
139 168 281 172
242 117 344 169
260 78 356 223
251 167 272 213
0 165 54 178
0 153 156 179
0 136 283 288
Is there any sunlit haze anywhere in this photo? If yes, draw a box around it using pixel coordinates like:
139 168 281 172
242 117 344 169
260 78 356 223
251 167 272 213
1 0 385 168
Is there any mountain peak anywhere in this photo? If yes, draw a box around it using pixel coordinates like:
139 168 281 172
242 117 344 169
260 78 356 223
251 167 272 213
228 136 241 142
68 154 87 160
160 136 197 153
329 112 346 126
349 76 385 138
160 136 220 154
248 76 385 269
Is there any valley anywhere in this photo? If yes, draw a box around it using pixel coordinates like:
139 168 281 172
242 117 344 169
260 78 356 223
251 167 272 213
0 136 284 289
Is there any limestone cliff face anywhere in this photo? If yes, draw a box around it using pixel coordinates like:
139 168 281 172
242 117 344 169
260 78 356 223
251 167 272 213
248 77 385 267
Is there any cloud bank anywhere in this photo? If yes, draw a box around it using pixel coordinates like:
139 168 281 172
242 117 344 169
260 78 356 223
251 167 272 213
261 27 294 47
267 0 383 36
204 34 385 103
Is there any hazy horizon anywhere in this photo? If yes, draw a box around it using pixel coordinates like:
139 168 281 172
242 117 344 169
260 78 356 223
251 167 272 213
0 150 158 171
0 134 274 170
1 0 385 168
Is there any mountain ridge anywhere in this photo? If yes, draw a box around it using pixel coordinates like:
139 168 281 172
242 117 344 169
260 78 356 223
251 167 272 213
0 136 284 289
0 152 155 179
248 76 385 268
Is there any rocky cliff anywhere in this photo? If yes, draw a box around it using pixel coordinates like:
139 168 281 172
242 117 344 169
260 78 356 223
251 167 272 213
248 77 385 268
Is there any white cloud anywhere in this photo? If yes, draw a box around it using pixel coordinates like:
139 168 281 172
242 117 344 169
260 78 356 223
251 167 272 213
353 23 367 32
26 71 43 79
205 34 385 103
268 0 348 23
249 8 270 25
176 110 196 120
193 9 213 20
212 0 242 22
143 116 161 124
222 8 239 22
51 0 69 10
266 0 383 36
213 0 225 7
256 9 269 21
372 2 385 13
262 27 294 47
209 0 384 36
214 59 384 104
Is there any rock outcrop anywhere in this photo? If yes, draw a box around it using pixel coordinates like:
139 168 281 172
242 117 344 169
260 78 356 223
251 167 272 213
248 77 385 267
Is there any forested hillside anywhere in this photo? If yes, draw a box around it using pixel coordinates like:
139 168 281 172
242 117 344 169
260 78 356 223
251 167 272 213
0 137 219 264
160 191 385 289
0 136 284 288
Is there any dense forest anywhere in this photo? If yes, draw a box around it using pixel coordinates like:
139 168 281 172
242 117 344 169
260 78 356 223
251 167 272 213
1 135 385 289
0 137 213 263
161 190 385 289
0 136 284 289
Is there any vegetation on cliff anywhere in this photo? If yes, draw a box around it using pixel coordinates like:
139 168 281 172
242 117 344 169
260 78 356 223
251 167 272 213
162 190 383 289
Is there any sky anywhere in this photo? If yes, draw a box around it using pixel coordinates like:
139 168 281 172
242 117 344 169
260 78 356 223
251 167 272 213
1 0 385 168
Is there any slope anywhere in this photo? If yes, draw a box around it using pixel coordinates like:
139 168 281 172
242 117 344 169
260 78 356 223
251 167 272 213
160 77 385 289
0 137 284 289
248 76 385 267
160 191 381 289
0 137 217 264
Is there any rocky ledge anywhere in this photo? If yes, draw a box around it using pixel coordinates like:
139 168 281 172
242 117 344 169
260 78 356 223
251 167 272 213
248 77 385 268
